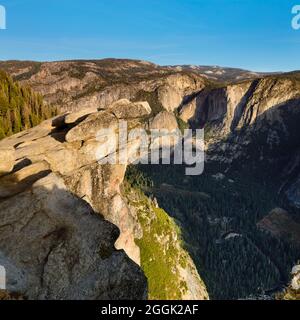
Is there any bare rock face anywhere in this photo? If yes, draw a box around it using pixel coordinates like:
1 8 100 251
65 111 119 143
180 77 300 132
0 100 150 300
150 111 178 131
291 265 300 291
0 147 15 177
108 99 152 119
179 76 300 165
278 265 300 299
64 106 99 124
64 163 142 264
157 73 202 112
0 174 146 299
149 111 180 150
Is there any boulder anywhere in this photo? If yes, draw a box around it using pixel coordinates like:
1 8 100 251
64 107 99 124
65 111 118 142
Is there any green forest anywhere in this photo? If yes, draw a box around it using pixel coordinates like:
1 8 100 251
0 70 57 139
126 164 299 299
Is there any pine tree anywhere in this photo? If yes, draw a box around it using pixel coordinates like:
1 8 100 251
0 70 57 139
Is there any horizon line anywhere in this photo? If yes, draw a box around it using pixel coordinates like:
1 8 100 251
0 57 299 74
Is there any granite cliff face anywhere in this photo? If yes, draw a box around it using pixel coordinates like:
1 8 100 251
180 75 300 176
180 76 300 138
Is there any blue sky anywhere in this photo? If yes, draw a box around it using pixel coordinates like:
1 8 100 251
0 0 299 71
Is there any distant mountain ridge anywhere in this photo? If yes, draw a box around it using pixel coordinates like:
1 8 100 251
169 64 279 82
0 58 281 83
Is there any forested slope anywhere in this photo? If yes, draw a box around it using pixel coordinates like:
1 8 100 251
0 70 57 139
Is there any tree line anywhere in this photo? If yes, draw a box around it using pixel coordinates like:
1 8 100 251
0 70 57 139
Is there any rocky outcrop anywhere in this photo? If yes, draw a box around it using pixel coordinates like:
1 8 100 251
291 265 300 291
278 265 300 300
0 100 152 300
